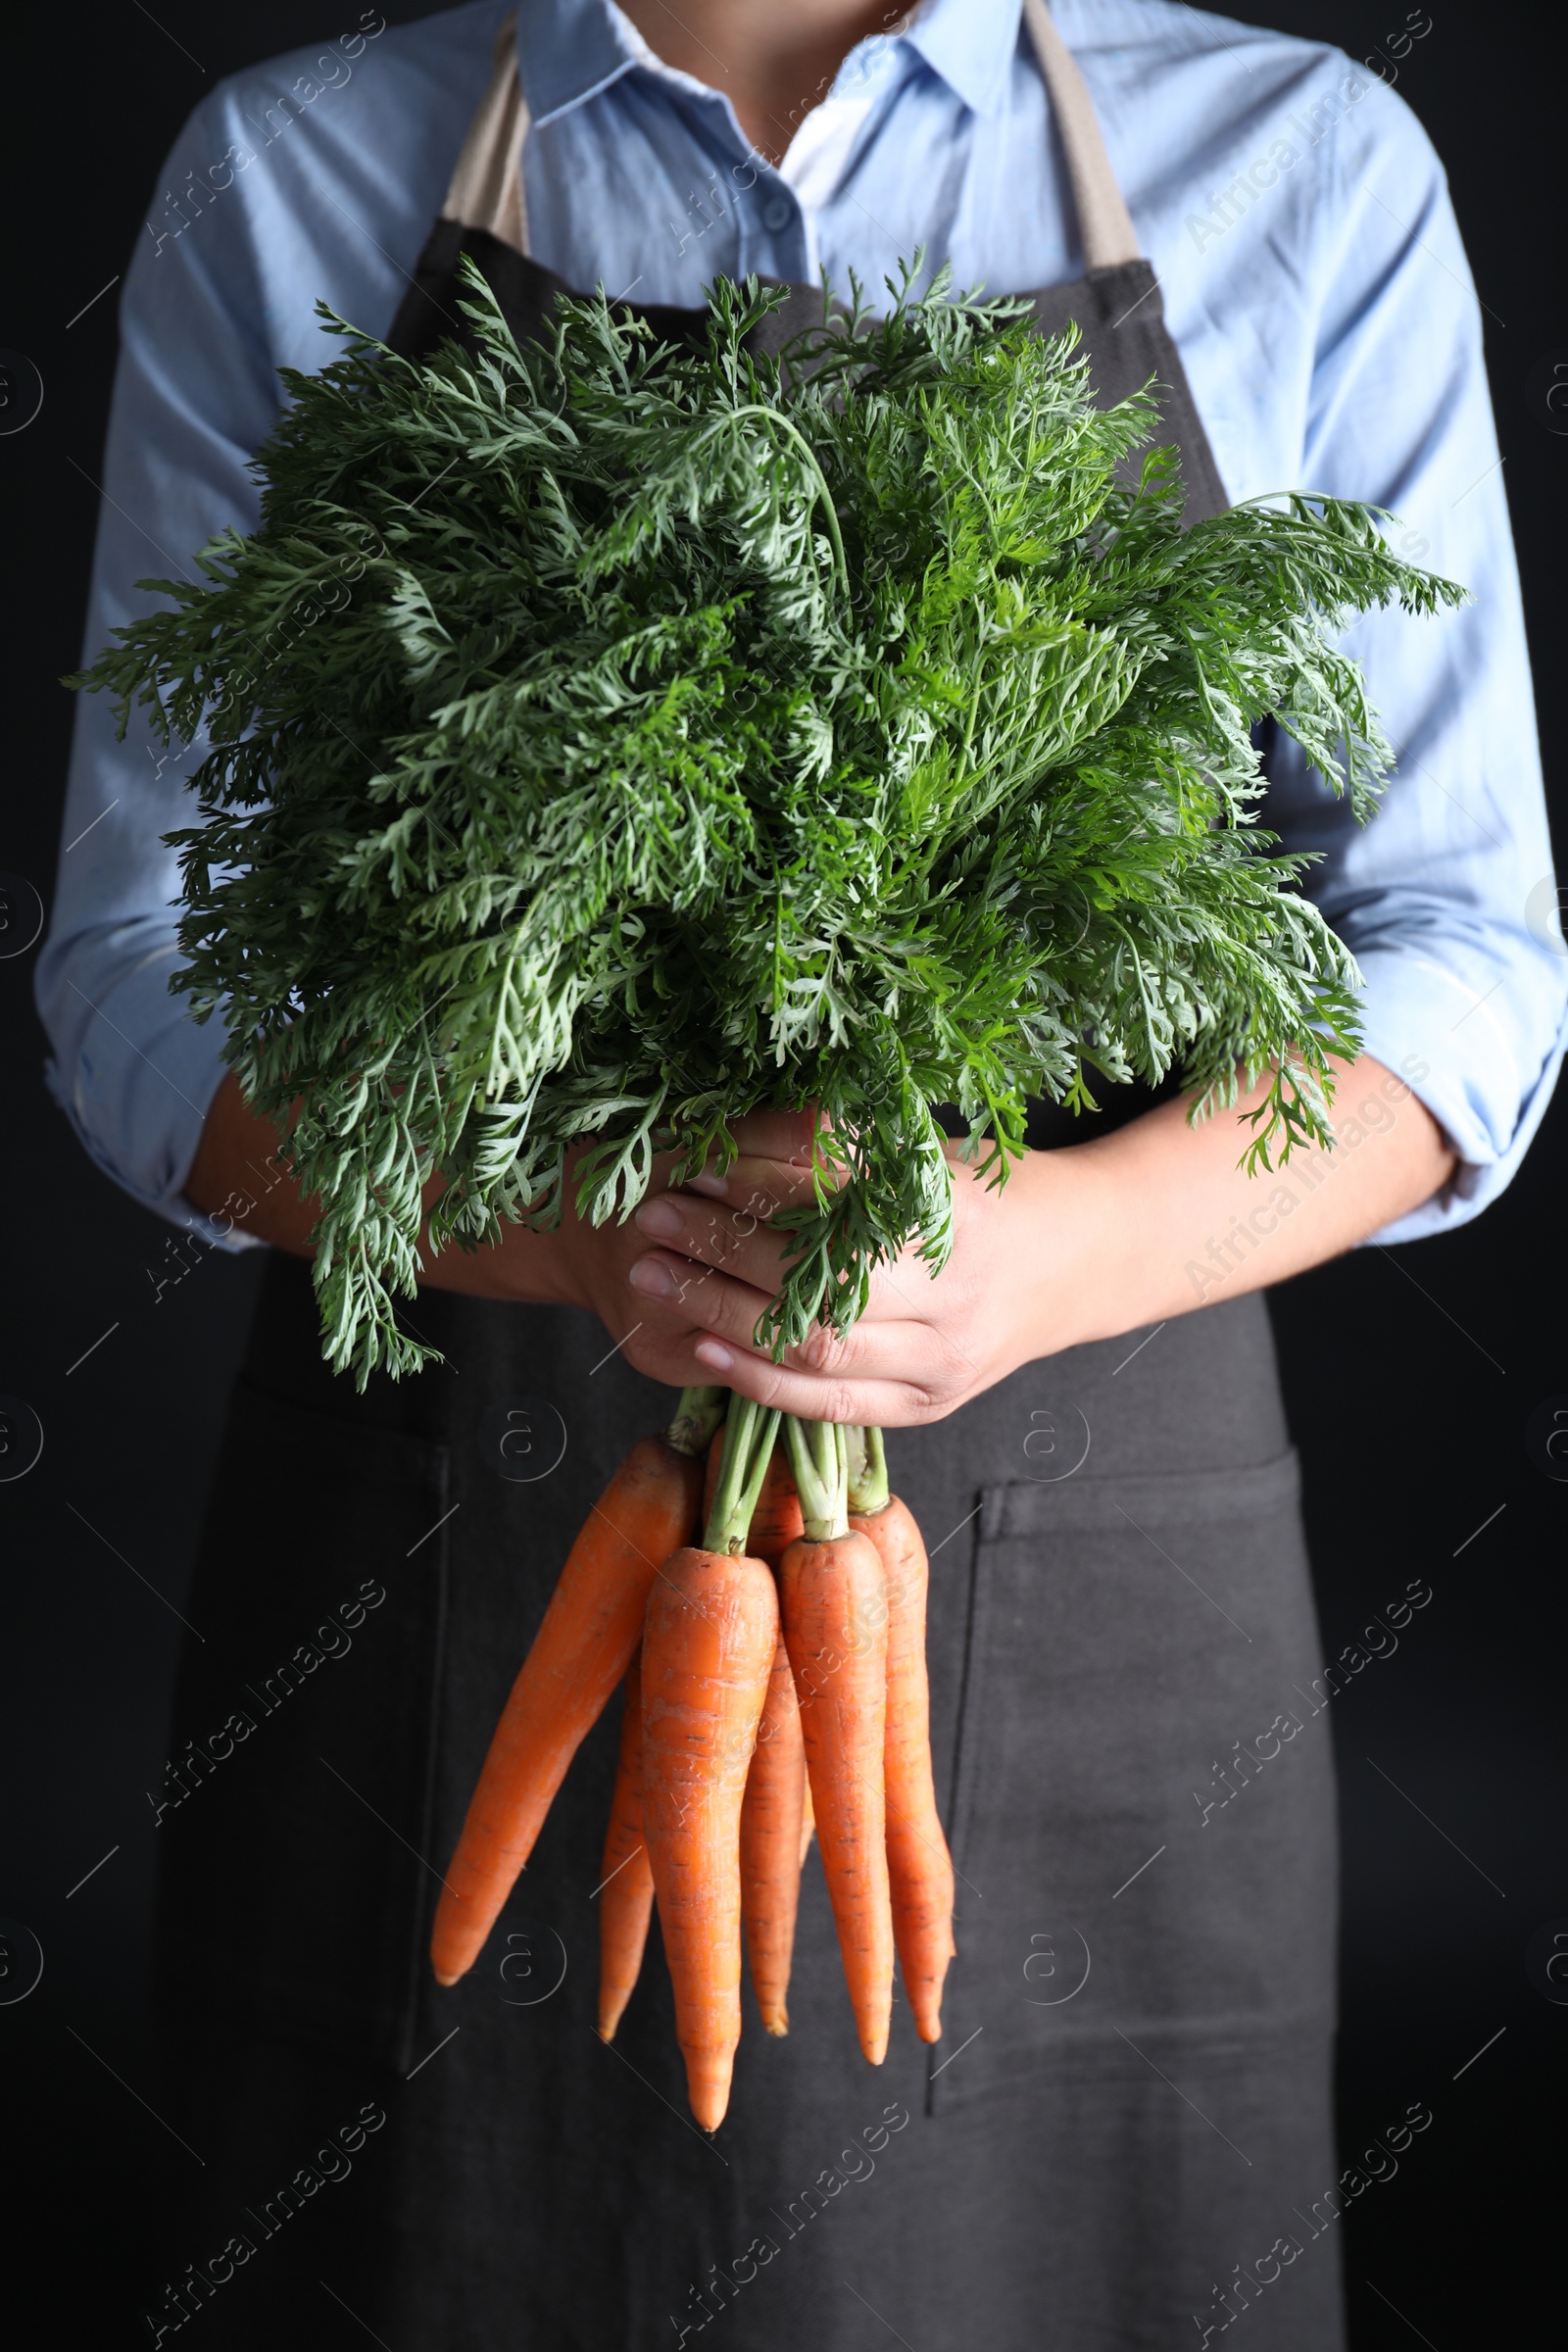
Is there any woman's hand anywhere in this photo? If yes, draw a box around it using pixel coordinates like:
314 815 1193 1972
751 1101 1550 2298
622 1111 1097 1426
618 1055 1456 1425
415 1134 761 1391
427 1105 1087 1414
191 1057 1455 1424
184 1075 822 1395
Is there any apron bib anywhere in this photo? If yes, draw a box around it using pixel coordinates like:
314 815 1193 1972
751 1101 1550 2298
153 12 1341 2347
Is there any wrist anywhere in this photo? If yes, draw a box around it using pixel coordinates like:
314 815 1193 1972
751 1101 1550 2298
417 1209 585 1308
1010 1133 1144 1364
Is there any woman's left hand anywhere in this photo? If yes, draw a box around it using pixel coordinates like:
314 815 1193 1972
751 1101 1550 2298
624 1051 1458 1427
625 1109 1095 1426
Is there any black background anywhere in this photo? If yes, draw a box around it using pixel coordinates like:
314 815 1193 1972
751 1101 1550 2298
2 3 1563 2344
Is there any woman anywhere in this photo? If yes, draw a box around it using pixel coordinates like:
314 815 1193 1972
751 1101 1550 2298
39 2 1560 2346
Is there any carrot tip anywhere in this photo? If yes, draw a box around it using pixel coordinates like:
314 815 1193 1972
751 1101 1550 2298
432 1967 462 1988
762 2016 789 2038
686 2065 735 2132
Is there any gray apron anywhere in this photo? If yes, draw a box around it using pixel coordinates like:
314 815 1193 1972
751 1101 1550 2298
151 10 1342 2347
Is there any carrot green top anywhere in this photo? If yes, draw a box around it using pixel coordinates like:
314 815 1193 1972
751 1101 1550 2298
74 265 1462 1387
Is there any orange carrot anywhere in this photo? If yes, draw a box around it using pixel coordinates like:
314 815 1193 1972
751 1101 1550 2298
430 1387 723 1988
739 1638 807 2035
780 1417 894 2067
849 1428 955 2044
597 1648 656 2043
703 1422 804 1564
641 1399 783 2128
641 1544 776 2126
799 1772 815 1869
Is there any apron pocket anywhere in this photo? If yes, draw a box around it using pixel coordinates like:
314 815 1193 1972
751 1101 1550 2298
932 1449 1336 2110
155 1378 451 2074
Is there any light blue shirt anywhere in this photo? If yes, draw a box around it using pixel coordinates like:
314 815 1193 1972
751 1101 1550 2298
39 0 1564 1250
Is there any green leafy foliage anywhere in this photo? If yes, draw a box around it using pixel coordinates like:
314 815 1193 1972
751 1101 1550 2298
76 264 1464 1384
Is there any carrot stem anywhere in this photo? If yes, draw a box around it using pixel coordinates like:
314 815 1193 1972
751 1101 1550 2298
703 1420 804 1564
704 1396 781 1553
846 1424 889 1515
664 1384 728 1461
784 1415 848 1541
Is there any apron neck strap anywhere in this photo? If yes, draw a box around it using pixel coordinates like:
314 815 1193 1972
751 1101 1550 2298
439 5 1141 276
1020 0 1141 270
442 9 531 255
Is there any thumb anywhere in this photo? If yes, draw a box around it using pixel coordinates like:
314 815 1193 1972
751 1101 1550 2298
725 1104 832 1167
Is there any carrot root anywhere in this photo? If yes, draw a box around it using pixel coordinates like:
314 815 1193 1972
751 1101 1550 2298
740 1637 808 2035
853 1491 956 2044
780 1515 894 2068
430 1431 702 1987
597 1649 656 2042
641 1543 779 2129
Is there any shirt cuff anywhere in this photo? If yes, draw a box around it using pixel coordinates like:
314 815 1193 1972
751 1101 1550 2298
45 1059 269 1254
39 948 268 1254
1352 945 1568 1246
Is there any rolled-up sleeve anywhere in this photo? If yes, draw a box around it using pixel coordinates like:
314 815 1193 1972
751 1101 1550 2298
1258 93 1566 1242
35 20 455 1242
36 95 283 1246
39 11 1564 1254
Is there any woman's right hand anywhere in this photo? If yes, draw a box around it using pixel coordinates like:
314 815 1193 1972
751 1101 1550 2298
186 1073 823 1392
425 1111 825 1391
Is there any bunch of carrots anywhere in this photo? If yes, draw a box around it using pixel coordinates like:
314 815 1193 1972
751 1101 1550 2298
429 1388 955 2129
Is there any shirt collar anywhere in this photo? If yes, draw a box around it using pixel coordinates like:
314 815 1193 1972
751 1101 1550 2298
513 0 638 129
901 0 1026 121
514 0 1026 131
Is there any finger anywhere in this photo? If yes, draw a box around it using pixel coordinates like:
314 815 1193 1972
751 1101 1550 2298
628 1242 779 1331
682 1151 826 1216
724 1106 826 1164
628 1242 936 1380
665 1263 935 1381
631 1191 795 1292
686 1335 945 1428
640 1142 875 1274
635 1187 949 1346
636 1326 929 1428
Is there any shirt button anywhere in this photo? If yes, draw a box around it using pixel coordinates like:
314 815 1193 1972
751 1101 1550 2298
761 194 793 232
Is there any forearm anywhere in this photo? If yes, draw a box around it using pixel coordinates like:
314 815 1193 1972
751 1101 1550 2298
184 1073 319 1254
1051 1054 1456 1348
184 1055 1456 1420
183 1072 575 1301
